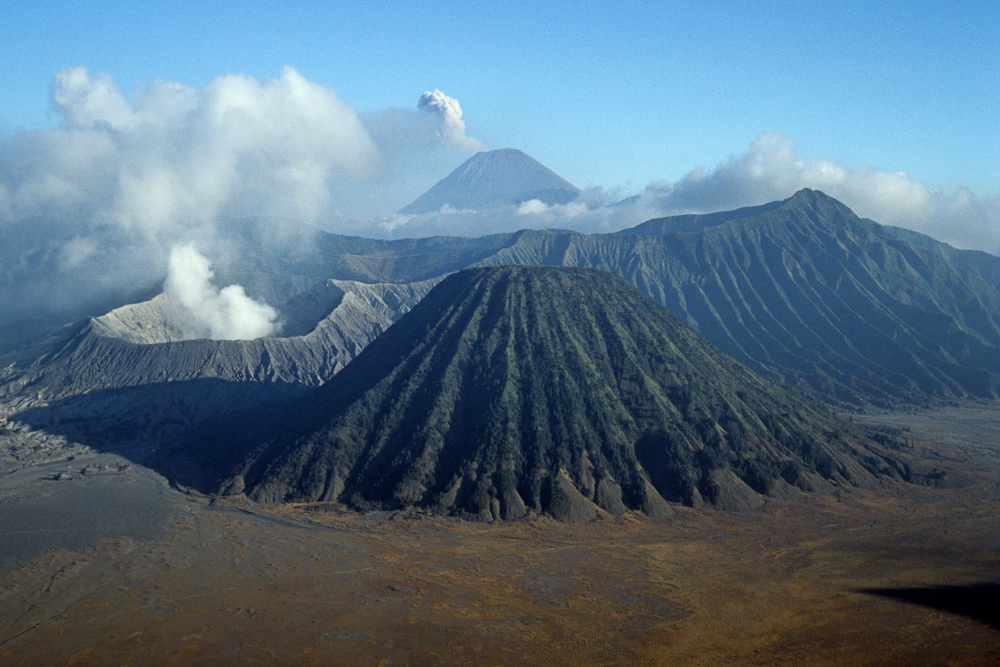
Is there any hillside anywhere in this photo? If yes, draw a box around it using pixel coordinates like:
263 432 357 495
6 189 1000 473
4 279 436 402
186 266 910 521
0 278 437 469
477 189 1000 406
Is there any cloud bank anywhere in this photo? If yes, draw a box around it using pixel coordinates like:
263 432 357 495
384 132 1000 255
632 132 1000 253
0 67 482 325
3 66 379 235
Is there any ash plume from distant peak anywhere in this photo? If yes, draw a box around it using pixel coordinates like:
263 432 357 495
418 89 484 151
0 67 488 324
163 244 279 341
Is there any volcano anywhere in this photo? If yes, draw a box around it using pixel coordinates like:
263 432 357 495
195 265 907 522
399 148 580 214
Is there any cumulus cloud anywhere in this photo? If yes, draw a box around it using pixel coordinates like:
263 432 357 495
380 135 1000 252
0 67 484 323
164 244 279 340
14 65 379 235
418 90 484 152
515 199 551 216
633 132 1000 253
3 72 484 233
0 66 377 323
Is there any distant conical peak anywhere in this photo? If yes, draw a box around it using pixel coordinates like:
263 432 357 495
399 148 580 215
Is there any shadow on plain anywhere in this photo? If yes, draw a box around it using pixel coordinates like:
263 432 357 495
860 583 1000 630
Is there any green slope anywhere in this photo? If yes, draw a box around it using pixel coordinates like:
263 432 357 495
219 266 907 521
477 190 1000 406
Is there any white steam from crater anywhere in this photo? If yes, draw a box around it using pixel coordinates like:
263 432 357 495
164 244 279 340
0 66 484 322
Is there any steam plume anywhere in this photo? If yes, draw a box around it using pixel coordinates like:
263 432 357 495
0 68 484 323
164 244 279 340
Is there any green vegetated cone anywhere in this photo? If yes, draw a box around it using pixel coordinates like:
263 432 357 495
225 265 907 521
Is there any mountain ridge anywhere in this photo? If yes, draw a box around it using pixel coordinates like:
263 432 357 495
474 189 1000 405
5 188 1000 475
183 265 913 521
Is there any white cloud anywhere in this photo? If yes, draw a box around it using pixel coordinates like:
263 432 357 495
50 68 138 131
0 67 485 321
2 66 381 238
626 132 1000 253
163 244 279 340
516 199 550 216
377 194 631 238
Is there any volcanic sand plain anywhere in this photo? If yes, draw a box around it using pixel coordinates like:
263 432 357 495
1 406 1000 666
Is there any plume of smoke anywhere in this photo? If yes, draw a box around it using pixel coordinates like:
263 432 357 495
418 90 484 152
0 68 486 324
163 244 279 340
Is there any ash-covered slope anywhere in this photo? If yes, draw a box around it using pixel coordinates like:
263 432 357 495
0 279 437 466
0 223 516 469
8 186 1000 470
5 279 437 405
399 148 580 214
477 190 1000 407
202 266 906 521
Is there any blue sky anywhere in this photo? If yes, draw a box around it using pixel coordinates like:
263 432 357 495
1 0 998 247
4 0 998 191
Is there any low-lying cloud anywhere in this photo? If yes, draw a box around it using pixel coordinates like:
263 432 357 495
631 132 1000 253
164 244 279 340
383 132 1000 255
0 67 483 323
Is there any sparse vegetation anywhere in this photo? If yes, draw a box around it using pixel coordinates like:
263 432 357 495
205 265 910 519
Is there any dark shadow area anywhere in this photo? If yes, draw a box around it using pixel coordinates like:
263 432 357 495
1 377 319 570
10 377 311 481
860 583 1000 630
